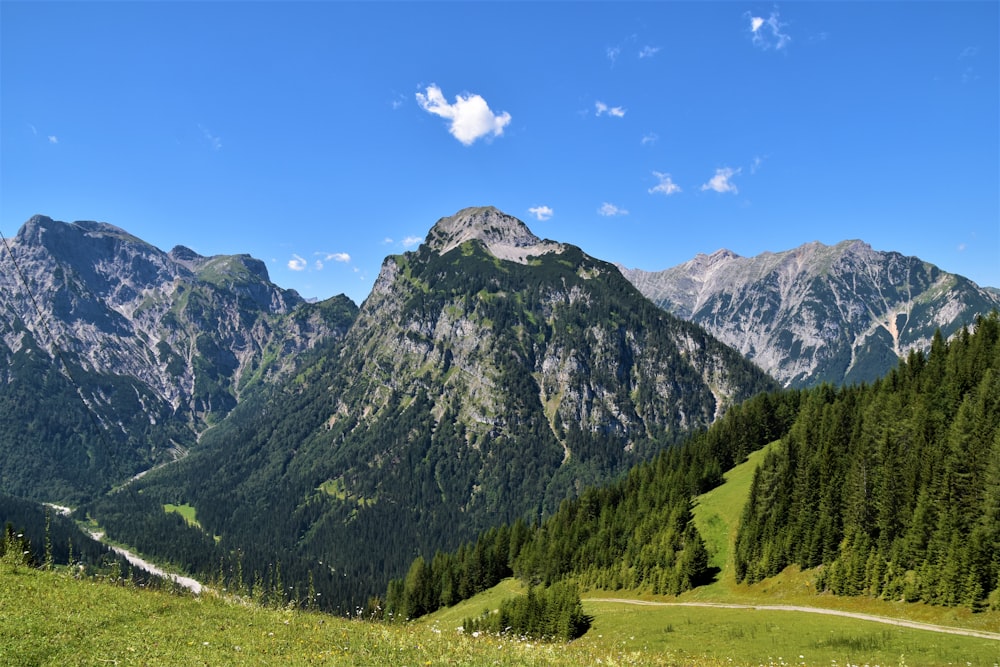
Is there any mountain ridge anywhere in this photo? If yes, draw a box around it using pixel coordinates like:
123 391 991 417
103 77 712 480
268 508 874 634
620 240 1000 387
0 214 357 501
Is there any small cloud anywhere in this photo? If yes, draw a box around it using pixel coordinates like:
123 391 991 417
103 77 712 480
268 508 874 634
199 124 222 150
641 132 659 146
402 235 423 248
595 101 626 118
415 84 511 146
750 155 765 174
382 237 394 244
47 135 59 144
649 172 682 196
959 46 978 59
606 46 621 64
317 251 351 263
314 260 324 270
598 202 628 217
961 67 980 84
288 254 307 271
748 10 791 51
958 243 967 252
638 46 660 59
528 206 554 221
391 94 406 110
701 167 742 194
28 123 37 135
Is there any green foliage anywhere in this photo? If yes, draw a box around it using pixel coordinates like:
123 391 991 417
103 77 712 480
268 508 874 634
736 313 1000 610
388 388 801 619
461 581 590 641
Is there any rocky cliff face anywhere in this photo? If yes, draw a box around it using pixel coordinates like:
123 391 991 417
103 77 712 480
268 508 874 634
621 240 1000 387
0 215 357 500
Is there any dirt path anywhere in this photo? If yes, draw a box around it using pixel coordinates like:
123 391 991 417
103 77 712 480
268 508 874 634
586 598 1000 641
89 531 203 594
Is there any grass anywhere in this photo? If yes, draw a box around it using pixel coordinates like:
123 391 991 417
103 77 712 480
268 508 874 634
0 564 721 666
691 441 778 587
163 503 201 529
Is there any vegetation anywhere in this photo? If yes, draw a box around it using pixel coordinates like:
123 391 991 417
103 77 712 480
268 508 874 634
460 581 589 641
386 388 801 618
4 560 997 666
736 313 1000 610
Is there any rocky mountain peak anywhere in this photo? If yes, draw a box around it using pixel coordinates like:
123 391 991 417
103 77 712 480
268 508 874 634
168 245 204 265
424 206 563 263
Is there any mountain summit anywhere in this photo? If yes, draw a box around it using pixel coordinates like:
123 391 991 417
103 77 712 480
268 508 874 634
424 206 563 262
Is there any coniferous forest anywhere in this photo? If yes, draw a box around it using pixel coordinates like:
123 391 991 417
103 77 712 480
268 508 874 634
735 313 1000 610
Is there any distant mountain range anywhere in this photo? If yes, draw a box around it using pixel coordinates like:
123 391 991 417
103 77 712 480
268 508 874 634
620 240 1000 387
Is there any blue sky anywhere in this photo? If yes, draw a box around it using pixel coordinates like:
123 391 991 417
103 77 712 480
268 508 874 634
2 2 997 305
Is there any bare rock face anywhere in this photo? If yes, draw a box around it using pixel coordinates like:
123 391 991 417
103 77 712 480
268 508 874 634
621 240 1000 387
0 215 356 499
424 206 564 263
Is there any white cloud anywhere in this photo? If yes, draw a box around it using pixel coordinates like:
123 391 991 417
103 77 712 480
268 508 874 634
701 167 742 194
324 252 351 263
749 10 791 51
959 46 978 59
606 46 621 64
638 46 661 59
382 237 394 244
595 101 626 118
288 254 307 271
598 202 628 217
199 124 222 150
750 155 765 174
958 243 967 252
402 235 423 248
528 206 554 221
47 135 58 144
641 132 659 146
649 172 682 196
415 84 511 146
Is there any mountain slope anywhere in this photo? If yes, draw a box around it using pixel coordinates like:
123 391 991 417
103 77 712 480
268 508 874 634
95 206 776 610
621 241 1000 387
0 216 357 501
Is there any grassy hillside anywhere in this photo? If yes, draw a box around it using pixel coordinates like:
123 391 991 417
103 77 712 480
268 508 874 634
1 564 719 666
3 555 998 666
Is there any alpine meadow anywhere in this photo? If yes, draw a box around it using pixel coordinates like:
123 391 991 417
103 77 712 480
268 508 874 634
2 2 999 665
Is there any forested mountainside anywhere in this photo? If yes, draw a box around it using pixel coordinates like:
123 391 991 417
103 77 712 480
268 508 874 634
736 313 1000 609
85 207 776 611
384 387 801 619
0 215 357 502
621 241 1000 388
391 313 1000 619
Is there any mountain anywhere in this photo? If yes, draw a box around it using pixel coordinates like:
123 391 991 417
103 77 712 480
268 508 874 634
620 240 1000 387
0 215 357 502
90 206 777 610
